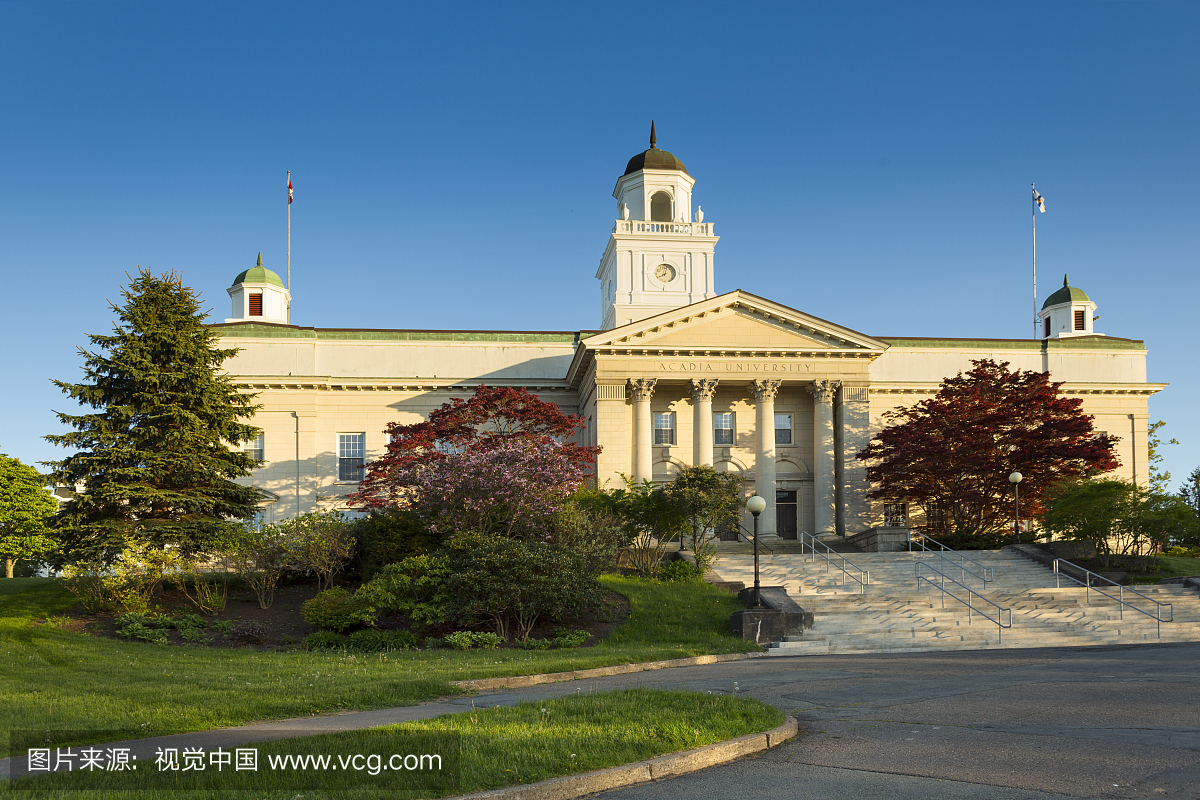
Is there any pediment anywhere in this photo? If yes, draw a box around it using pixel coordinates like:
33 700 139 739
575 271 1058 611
582 291 888 353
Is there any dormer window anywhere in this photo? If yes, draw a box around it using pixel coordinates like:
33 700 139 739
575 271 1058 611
650 191 672 222
1074 310 1085 331
249 294 263 316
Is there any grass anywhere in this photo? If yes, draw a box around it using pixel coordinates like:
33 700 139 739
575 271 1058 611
0 576 759 755
8 688 786 798
1123 555 1200 585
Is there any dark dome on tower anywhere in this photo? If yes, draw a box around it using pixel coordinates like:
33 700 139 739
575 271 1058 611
624 121 688 175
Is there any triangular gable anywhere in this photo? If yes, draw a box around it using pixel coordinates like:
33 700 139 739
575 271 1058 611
581 290 889 352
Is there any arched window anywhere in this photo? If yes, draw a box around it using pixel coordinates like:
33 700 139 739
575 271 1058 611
650 191 672 222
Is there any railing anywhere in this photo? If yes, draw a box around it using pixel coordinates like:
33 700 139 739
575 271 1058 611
1052 558 1174 639
612 219 714 236
798 531 870 594
916 561 1012 643
909 531 994 585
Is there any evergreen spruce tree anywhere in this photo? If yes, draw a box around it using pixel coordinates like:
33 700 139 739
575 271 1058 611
46 268 262 559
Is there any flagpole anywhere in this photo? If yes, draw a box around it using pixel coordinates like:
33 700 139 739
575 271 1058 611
1031 182 1037 340
287 170 292 294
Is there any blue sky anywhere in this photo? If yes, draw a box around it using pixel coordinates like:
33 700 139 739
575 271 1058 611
2 1 1196 487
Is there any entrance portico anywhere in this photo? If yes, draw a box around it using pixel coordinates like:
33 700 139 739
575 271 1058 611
568 290 887 538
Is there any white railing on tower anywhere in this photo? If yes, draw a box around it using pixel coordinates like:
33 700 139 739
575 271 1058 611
612 220 714 236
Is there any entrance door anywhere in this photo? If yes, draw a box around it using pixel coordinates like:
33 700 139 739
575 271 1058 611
776 490 797 540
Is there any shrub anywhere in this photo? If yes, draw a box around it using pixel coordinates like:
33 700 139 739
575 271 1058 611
302 587 373 632
423 636 445 649
224 523 292 609
118 623 169 645
170 613 207 631
114 612 149 629
227 620 267 645
41 615 74 631
346 628 417 652
179 627 209 643
657 559 696 583
350 510 441 582
517 637 552 650
280 511 356 591
210 619 235 634
180 571 229 615
444 631 502 650
304 631 346 651
355 554 450 630
553 628 592 649
60 561 118 614
443 533 604 641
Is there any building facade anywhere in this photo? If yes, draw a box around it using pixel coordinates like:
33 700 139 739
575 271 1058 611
214 132 1164 537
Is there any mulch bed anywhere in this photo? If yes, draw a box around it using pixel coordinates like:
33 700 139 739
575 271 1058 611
40 583 632 652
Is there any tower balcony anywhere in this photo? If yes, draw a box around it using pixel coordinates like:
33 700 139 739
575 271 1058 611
612 219 715 236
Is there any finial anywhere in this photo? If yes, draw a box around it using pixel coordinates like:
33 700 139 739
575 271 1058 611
257 252 263 267
1063 274 1068 287
649 120 657 149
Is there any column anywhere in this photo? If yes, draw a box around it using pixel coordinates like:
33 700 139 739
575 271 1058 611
691 378 718 467
628 378 657 483
837 385 871 536
810 379 840 536
752 379 782 537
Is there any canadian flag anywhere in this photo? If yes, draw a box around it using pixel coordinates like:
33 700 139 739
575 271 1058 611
287 175 293 205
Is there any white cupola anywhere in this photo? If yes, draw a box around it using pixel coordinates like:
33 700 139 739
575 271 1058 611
597 122 719 330
226 253 291 324
1038 274 1099 339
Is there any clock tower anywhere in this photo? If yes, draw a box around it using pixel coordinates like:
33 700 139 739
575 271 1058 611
597 123 719 330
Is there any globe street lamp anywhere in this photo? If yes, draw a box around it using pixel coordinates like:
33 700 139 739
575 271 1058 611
746 494 767 607
1008 471 1023 544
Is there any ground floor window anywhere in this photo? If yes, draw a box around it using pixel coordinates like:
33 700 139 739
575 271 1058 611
653 412 676 445
338 433 365 481
884 502 907 527
714 412 734 445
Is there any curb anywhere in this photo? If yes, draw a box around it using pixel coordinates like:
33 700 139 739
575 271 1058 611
451 652 765 693
448 716 798 799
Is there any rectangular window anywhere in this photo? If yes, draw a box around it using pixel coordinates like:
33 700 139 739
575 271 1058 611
1043 317 1051 338
1074 309 1085 330
924 503 946 534
884 502 907 527
713 412 734 446
243 432 264 462
249 293 263 316
338 433 366 481
653 412 676 446
774 413 793 445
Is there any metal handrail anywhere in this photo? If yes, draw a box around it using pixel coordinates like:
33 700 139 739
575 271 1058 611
735 523 776 555
1052 558 1174 639
798 531 870 594
915 561 1012 643
909 531 994 584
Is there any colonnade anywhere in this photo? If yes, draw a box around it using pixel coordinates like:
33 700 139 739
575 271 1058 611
627 377 842 537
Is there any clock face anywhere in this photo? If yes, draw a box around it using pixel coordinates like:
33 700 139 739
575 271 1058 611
655 264 677 283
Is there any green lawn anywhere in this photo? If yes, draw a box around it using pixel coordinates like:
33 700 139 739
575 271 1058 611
1121 555 1200 585
8 688 787 798
0 576 759 755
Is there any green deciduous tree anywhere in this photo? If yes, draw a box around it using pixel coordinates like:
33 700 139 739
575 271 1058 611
46 269 262 560
1180 466 1200 529
1042 479 1199 558
0 455 58 578
1147 420 1179 495
665 466 744 573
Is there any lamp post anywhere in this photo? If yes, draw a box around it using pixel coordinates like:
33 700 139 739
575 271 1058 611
1008 471 1023 544
746 494 767 607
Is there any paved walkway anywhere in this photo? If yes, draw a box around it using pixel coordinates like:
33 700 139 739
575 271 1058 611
6 643 1199 798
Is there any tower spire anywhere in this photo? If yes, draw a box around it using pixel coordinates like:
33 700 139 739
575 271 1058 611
649 120 657 149
257 252 263 267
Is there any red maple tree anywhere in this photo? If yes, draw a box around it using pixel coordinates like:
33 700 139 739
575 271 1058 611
350 385 599 512
855 359 1119 536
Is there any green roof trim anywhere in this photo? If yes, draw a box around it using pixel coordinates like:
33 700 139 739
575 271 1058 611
879 336 1145 351
213 323 579 344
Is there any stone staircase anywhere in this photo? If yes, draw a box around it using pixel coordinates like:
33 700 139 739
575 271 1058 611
711 545 1200 655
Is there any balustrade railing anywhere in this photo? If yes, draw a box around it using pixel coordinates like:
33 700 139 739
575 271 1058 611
613 220 713 236
916 561 1012 643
